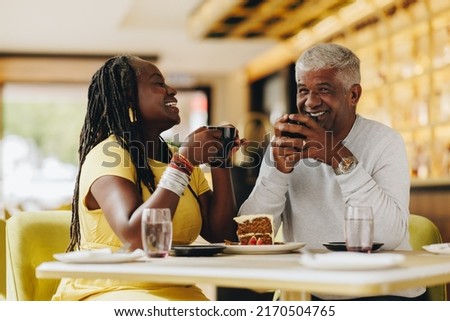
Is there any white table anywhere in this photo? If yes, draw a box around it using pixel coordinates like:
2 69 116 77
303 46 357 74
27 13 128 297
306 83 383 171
36 251 450 300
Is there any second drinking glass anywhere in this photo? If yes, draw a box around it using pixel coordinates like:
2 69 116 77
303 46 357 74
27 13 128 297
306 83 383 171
344 206 374 253
141 208 173 258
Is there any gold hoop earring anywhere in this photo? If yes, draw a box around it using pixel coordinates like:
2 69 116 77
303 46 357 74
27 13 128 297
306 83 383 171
128 107 137 123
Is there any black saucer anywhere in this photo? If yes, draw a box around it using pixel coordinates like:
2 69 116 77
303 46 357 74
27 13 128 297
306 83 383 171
171 245 226 257
322 241 384 252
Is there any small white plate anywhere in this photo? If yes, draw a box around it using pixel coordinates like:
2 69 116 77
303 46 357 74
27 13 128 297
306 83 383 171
220 242 306 254
422 243 450 255
299 252 406 270
53 248 145 263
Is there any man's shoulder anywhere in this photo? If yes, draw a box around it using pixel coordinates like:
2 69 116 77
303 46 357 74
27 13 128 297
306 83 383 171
356 115 401 137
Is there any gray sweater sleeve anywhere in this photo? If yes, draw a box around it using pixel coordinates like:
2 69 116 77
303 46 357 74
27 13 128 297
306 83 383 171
238 152 290 232
337 132 411 250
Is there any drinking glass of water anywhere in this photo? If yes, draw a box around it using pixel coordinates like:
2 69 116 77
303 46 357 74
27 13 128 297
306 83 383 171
141 208 172 258
344 206 374 253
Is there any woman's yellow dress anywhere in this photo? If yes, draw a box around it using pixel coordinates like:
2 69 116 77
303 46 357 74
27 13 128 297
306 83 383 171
52 136 211 301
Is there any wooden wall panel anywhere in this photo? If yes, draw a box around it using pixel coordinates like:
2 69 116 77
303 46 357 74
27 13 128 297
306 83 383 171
410 189 450 243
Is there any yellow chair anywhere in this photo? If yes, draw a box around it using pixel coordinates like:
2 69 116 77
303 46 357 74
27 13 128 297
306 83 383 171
6 211 71 300
409 214 447 301
1 218 6 299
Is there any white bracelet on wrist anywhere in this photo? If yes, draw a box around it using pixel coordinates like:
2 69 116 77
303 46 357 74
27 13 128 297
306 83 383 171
158 166 190 196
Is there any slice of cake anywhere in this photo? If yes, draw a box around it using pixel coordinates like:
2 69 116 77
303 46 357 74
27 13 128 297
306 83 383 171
233 214 274 245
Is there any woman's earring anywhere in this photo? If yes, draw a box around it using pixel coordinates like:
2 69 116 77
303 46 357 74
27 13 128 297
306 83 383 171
128 107 137 123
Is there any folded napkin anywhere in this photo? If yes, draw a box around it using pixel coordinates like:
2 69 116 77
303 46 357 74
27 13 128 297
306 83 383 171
299 252 406 270
54 248 145 263
422 243 450 255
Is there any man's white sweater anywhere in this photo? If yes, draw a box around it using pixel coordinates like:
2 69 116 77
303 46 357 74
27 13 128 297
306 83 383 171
238 114 424 298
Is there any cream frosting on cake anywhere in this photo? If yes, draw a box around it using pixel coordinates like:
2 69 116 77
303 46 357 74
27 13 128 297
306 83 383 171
233 214 274 245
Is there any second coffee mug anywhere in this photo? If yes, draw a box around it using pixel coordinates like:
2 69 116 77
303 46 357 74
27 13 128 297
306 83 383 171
206 126 236 167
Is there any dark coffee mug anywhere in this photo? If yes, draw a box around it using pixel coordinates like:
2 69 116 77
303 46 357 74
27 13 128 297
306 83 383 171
281 115 318 139
206 126 236 168
281 119 306 139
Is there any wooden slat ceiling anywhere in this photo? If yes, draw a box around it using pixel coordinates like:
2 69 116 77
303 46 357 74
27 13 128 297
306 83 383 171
191 0 355 40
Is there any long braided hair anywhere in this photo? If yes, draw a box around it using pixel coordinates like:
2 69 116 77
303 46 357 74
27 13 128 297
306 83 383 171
67 55 171 251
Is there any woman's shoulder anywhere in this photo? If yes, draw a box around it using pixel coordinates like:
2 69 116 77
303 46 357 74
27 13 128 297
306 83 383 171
81 135 136 181
91 135 122 151
85 135 131 165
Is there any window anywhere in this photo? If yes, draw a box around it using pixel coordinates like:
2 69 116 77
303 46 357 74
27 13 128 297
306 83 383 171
1 83 86 213
1 83 209 215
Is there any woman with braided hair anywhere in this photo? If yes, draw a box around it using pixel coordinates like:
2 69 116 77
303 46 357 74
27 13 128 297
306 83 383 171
52 55 243 301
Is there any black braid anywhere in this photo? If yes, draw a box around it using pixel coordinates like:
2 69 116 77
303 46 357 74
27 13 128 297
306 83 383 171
67 55 171 251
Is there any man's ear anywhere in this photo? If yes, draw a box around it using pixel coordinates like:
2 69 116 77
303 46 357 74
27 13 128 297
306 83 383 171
350 84 362 105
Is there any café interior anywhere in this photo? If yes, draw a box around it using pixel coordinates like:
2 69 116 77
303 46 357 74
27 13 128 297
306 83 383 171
1 0 450 301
